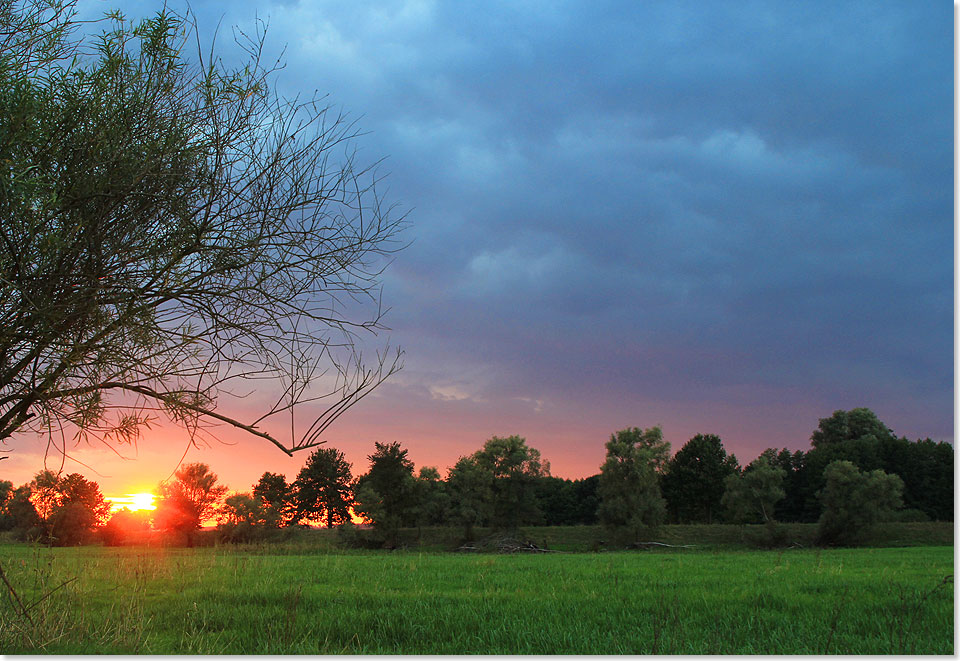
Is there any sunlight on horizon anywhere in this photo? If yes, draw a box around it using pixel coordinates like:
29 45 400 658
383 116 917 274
106 492 157 512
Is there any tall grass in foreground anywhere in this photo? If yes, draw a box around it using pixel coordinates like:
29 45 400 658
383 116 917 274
0 544 952 654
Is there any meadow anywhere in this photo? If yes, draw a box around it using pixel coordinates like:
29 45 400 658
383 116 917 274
0 540 952 654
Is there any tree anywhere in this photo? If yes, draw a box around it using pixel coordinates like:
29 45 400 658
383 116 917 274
2 485 40 538
811 408 896 449
470 435 549 530
754 448 810 522
292 447 353 528
661 433 739 523
0 0 404 457
217 492 267 543
597 426 670 543
23 470 111 545
446 456 493 540
572 475 600 525
721 457 786 525
0 479 14 530
411 466 449 530
252 472 294 527
352 442 416 546
535 477 579 526
877 436 953 521
817 460 903 545
154 462 227 543
801 408 951 523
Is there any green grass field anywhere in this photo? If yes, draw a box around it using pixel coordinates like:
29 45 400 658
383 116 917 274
0 542 952 654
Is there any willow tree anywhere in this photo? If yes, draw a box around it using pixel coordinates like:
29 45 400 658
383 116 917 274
597 426 670 543
0 1 404 456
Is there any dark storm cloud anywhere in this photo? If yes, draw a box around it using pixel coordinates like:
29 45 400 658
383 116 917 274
98 0 953 451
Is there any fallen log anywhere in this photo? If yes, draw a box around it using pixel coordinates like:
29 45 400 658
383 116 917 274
630 541 696 549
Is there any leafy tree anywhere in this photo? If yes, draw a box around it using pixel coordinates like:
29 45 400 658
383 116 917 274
597 426 670 543
817 460 903 545
154 462 228 544
252 472 294 527
535 477 579 526
470 435 549 530
0 480 14 530
877 436 953 521
411 466 449 530
661 433 739 523
811 408 896 448
754 448 810 522
353 442 417 546
721 457 786 524
3 485 40 538
22 471 111 545
49 473 112 545
28 470 61 521
217 493 268 543
0 0 403 455
292 447 353 528
572 475 600 525
802 408 952 523
446 456 493 540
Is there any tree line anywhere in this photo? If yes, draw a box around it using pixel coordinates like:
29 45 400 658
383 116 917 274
0 408 951 547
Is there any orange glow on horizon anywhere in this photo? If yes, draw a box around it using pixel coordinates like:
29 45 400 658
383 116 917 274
107 492 157 512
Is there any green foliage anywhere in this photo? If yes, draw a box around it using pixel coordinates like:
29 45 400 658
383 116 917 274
3 485 40 538
471 435 549 530
817 460 904 545
292 448 353 528
811 408 896 448
534 477 579 525
0 479 14 530
252 472 295 527
753 448 810 522
17 471 111 545
878 437 953 521
800 409 952 523
216 493 270 543
661 433 739 523
154 463 228 542
411 466 450 528
446 456 493 540
721 456 787 524
352 442 417 545
598 426 670 542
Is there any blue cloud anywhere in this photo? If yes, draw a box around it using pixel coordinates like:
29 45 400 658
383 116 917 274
87 0 953 456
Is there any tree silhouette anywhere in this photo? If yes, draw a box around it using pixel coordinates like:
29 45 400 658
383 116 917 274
24 471 111 545
293 448 353 528
661 434 739 523
154 462 227 544
253 472 295 527
353 442 416 546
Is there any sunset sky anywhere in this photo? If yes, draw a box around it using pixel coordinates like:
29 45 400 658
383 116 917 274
3 1 953 497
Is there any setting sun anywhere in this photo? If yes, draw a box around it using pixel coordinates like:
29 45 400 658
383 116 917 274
107 492 157 512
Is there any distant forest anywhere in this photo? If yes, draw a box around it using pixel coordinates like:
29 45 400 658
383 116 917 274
0 407 952 548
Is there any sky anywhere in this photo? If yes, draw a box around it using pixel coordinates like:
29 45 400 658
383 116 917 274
3 1 954 497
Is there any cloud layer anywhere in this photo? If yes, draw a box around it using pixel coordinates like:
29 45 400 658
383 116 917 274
12 1 951 489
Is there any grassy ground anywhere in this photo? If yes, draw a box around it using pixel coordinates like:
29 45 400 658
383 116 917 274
0 543 952 654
